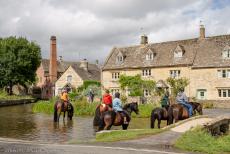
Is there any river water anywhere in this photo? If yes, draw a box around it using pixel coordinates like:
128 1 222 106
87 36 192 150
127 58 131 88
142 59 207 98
0 104 151 143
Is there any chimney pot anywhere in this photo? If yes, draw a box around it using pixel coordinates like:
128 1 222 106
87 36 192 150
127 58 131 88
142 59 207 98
140 35 148 45
80 59 88 71
49 36 57 83
199 24 205 39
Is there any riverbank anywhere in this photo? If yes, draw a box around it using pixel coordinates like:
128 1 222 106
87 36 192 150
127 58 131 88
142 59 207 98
33 99 159 117
175 127 230 154
0 98 37 107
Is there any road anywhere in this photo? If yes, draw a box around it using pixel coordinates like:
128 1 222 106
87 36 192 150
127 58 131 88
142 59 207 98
0 140 187 154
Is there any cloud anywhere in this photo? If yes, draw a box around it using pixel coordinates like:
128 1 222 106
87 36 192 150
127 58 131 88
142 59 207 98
0 0 230 63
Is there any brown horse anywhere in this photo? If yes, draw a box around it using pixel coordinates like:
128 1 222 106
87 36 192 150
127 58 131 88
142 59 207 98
150 107 169 129
54 101 74 122
188 102 203 115
168 102 203 124
94 102 139 131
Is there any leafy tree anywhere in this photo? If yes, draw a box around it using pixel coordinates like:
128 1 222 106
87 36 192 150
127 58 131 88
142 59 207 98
166 77 189 97
0 36 41 94
119 74 156 96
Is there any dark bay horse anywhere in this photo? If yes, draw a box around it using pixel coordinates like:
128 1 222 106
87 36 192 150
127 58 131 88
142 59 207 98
150 107 169 129
94 102 139 131
188 102 203 115
168 102 203 124
54 101 74 122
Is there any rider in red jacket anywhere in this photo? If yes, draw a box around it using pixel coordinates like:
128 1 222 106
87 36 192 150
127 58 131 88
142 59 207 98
102 89 112 108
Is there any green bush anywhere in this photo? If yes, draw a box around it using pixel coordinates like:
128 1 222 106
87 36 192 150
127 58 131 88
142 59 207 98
0 89 32 100
203 102 214 109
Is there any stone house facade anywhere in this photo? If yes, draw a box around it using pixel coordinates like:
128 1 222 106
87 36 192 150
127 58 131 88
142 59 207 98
55 61 101 96
102 25 230 103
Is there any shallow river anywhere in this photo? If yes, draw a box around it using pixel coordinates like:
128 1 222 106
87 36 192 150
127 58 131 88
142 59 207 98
0 104 151 143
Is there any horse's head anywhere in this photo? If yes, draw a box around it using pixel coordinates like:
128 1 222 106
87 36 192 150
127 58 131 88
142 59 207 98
196 103 203 115
129 102 139 115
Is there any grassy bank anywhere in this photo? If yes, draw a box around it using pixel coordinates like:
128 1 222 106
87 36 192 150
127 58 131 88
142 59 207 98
0 90 33 100
33 98 159 117
175 127 230 154
96 129 163 142
33 98 100 116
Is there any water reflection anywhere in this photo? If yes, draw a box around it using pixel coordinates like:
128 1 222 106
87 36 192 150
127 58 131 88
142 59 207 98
0 104 151 143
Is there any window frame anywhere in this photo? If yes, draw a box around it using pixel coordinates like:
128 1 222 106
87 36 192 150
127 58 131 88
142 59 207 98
142 69 151 77
112 72 120 80
67 75 72 83
170 70 181 78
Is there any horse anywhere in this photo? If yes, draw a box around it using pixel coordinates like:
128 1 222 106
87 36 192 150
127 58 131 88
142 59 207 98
54 100 74 122
168 101 203 124
150 107 169 129
94 102 139 131
188 102 203 115
93 103 113 128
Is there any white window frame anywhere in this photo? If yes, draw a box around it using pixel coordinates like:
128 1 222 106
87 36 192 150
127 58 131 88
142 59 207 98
67 75 72 83
146 53 154 60
142 69 151 77
110 88 120 96
218 89 230 98
170 70 181 78
217 70 230 78
196 89 207 100
112 72 120 80
222 48 230 59
143 89 151 97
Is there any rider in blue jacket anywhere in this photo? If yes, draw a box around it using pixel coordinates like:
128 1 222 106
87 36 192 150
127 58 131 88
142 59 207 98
176 88 193 117
112 92 129 124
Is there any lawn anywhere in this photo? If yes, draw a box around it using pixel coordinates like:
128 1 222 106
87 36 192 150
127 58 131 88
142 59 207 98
95 128 163 142
0 90 33 100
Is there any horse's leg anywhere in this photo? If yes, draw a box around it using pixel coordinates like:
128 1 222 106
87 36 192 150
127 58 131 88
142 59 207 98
150 111 155 128
122 124 129 130
63 111 66 121
157 118 161 129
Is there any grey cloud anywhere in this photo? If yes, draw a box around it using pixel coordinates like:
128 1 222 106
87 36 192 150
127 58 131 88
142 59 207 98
0 0 230 63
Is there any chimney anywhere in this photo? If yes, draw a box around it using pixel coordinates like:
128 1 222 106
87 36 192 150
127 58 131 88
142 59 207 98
49 36 57 83
80 59 88 71
199 24 205 39
140 35 148 45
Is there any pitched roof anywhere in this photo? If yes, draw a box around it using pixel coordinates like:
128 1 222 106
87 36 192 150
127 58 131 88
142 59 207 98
71 63 101 81
41 59 101 81
103 35 230 70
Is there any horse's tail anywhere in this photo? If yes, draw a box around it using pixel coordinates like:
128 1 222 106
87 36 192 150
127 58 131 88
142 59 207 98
150 109 156 128
54 102 58 122
93 105 101 126
168 106 174 125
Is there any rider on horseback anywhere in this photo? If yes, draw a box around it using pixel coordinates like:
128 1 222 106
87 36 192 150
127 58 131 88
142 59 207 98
176 88 193 117
102 89 112 108
161 88 170 110
112 92 129 124
60 89 69 110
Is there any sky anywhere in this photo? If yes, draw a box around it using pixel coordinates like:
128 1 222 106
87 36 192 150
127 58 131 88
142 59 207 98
0 0 230 63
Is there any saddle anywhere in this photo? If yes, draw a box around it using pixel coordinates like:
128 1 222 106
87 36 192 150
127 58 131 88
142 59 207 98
99 104 113 113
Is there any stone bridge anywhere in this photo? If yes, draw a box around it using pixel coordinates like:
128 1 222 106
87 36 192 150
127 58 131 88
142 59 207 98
203 116 230 136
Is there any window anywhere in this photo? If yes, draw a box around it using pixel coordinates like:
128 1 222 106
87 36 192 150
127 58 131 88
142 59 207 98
170 70 181 78
143 89 151 97
217 70 230 78
197 89 207 100
174 45 184 58
222 46 230 59
116 56 123 63
111 89 120 96
145 50 155 60
67 75 72 83
142 69 151 76
218 89 230 98
112 72 120 80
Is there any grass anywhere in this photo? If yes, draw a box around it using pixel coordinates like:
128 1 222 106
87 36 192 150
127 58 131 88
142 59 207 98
175 127 230 154
0 90 33 100
95 128 163 142
33 98 100 116
33 98 159 117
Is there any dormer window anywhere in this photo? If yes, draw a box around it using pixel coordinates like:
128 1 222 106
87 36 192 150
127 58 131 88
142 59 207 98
222 46 230 59
145 49 155 60
174 45 185 58
116 51 124 64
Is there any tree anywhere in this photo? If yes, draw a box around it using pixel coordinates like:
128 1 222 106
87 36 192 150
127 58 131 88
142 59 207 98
0 36 41 94
119 74 156 96
166 77 189 97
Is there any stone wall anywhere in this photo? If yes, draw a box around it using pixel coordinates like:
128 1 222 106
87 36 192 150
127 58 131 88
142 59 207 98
0 99 37 107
